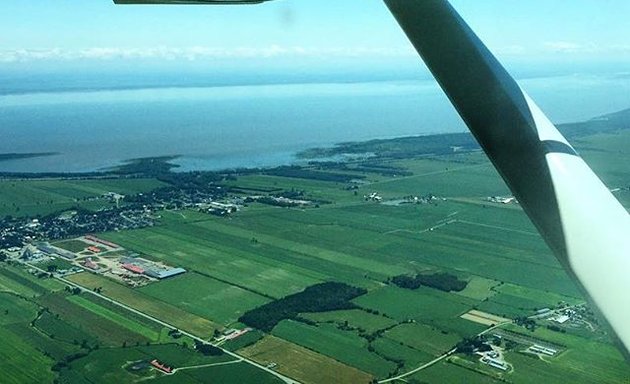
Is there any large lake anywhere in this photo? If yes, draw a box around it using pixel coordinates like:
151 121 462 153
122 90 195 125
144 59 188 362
1 71 628 173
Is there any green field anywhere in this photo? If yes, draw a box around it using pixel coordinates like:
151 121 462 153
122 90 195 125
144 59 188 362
272 320 397 377
384 322 462 356
2 126 629 382
0 178 165 217
139 272 270 325
67 294 161 341
58 343 283 384
372 337 434 371
301 309 398 333
0 326 56 384
353 285 476 333
410 360 502 384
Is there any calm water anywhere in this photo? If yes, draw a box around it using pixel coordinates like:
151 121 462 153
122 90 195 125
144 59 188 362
1 72 628 173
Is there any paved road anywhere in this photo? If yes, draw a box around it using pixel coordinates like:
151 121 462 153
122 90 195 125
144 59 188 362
171 359 243 374
17 259 301 384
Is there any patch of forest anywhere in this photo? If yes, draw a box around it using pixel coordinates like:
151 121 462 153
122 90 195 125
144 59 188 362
239 282 367 332
391 272 468 292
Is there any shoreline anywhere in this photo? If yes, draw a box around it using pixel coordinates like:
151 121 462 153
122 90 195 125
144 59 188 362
1 106 628 179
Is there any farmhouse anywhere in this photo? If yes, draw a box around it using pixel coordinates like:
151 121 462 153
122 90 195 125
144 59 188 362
150 359 172 374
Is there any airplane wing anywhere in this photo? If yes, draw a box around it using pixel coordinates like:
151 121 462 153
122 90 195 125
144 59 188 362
113 0 630 357
383 0 630 356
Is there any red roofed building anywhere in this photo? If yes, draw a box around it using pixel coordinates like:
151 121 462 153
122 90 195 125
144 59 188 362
123 263 145 274
150 359 173 374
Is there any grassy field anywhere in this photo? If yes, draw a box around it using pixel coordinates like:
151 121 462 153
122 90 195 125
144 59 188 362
66 272 219 337
372 337 435 371
3 128 628 383
38 292 151 346
501 324 630 383
353 285 477 334
455 276 500 300
409 359 502 384
0 292 60 383
57 343 285 384
53 239 91 252
301 309 398 333
0 178 165 217
0 264 65 294
0 326 56 384
67 294 161 341
384 322 462 356
240 335 374 384
272 320 396 377
34 311 98 346
139 272 270 326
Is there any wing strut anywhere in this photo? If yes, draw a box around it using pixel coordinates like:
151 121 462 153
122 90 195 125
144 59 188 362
384 0 630 357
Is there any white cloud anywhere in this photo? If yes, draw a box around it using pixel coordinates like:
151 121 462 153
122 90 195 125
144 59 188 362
543 41 585 53
0 45 416 63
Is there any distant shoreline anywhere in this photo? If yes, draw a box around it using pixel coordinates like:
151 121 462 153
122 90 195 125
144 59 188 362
1 107 628 179
0 152 58 162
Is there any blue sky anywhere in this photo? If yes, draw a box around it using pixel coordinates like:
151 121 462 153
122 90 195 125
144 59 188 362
1 0 629 72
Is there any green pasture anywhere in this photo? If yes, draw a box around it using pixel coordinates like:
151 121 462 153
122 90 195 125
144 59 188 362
226 174 357 204
0 177 165 217
38 293 151 346
0 326 55 384
353 286 474 330
455 276 500 300
139 272 270 325
59 343 244 384
272 320 396 378
301 309 398 333
34 311 98 346
66 272 218 337
0 264 64 294
372 337 434 371
466 324 630 383
410 360 501 384
67 294 161 341
384 322 462 356
53 239 91 252
0 292 38 325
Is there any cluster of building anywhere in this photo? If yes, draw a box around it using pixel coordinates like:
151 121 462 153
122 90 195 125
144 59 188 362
197 201 240 216
216 327 252 342
528 344 557 356
0 206 155 249
476 349 508 371
365 192 383 202
552 307 581 324
486 196 517 204
36 243 77 260
120 256 186 280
